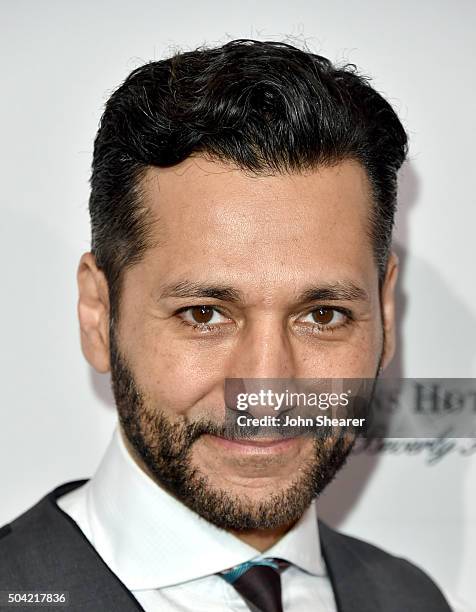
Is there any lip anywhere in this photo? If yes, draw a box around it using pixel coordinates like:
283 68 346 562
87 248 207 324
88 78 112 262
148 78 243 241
203 433 301 455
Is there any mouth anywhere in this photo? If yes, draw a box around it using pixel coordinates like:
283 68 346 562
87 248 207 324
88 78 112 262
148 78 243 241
203 433 302 455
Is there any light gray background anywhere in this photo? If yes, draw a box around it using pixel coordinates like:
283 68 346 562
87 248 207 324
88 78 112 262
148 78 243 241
1 0 475 608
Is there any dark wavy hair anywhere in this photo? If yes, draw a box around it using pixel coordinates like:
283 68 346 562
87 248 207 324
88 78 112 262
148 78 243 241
88 39 408 328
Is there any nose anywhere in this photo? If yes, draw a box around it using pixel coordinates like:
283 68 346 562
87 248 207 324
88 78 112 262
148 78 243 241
224 316 297 380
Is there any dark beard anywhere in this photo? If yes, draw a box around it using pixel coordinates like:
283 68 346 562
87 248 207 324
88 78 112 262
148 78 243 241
109 325 359 531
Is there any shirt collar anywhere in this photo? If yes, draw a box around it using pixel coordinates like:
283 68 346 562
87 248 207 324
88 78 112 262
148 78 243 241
86 425 326 590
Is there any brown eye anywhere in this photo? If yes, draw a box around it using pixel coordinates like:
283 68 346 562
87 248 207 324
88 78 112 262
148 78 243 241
311 307 335 325
190 305 214 324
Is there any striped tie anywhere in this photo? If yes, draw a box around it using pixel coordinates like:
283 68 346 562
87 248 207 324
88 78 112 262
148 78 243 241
219 557 290 612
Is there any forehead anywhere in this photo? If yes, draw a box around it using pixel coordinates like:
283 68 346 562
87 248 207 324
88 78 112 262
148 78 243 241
139 156 376 292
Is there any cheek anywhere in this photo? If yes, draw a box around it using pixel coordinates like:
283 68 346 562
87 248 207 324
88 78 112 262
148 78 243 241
126 328 229 418
128 327 382 414
117 289 228 417
295 321 383 379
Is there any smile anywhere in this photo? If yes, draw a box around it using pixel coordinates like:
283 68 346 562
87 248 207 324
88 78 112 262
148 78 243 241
203 433 302 455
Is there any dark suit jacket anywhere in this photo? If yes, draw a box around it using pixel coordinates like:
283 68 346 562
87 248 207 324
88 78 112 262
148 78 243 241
0 480 451 611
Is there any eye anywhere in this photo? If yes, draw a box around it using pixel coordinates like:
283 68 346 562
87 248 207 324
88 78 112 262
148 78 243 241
298 306 350 331
177 305 230 328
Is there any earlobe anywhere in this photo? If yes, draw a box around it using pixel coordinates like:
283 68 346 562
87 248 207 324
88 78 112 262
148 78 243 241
77 252 111 373
380 252 399 372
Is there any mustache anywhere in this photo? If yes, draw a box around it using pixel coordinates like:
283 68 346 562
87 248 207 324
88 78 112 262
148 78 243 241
182 418 245 443
180 416 336 444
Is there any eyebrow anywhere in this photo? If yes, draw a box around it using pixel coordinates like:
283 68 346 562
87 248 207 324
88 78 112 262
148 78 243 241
298 281 370 303
157 279 369 304
158 280 244 302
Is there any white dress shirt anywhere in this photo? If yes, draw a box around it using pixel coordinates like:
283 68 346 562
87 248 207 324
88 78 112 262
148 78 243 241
57 425 337 611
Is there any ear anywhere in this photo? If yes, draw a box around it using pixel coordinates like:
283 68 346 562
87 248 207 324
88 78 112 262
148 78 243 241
380 251 399 372
77 252 111 373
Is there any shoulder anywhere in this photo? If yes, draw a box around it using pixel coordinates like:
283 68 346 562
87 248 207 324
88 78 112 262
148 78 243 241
0 481 144 611
319 518 427 573
318 520 452 611
0 481 88 587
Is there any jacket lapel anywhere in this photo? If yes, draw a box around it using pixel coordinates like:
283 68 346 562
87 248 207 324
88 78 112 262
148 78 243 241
318 519 380 612
30 481 144 611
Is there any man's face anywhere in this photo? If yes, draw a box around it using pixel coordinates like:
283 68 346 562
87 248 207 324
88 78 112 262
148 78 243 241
79 156 397 531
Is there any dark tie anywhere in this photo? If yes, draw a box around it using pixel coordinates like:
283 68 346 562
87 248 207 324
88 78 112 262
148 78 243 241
219 557 289 612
